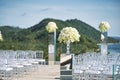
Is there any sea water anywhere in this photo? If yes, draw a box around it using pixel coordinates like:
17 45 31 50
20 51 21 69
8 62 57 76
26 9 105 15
108 43 120 53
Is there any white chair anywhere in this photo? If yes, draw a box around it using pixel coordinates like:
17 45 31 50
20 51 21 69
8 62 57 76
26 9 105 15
0 59 13 80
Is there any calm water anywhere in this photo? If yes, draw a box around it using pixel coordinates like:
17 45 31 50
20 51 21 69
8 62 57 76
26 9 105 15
108 43 120 53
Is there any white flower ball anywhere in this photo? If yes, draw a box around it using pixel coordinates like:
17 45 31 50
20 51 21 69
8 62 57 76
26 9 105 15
99 21 110 33
58 27 80 43
101 34 105 41
0 31 3 41
46 22 58 33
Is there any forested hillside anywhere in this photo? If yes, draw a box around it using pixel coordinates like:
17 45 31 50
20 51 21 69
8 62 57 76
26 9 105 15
0 18 118 60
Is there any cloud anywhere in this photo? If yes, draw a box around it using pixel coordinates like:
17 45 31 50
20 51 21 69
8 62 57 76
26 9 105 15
39 8 52 12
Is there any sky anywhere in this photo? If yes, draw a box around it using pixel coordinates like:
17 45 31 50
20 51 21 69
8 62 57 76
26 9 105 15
0 0 120 36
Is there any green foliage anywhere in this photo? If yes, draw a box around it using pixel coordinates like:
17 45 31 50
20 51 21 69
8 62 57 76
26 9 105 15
0 18 118 60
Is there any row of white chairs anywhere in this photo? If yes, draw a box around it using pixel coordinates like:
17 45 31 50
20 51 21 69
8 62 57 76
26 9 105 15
72 52 120 80
0 50 46 80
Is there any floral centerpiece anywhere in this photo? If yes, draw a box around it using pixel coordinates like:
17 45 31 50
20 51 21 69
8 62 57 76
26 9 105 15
99 21 110 33
46 22 58 33
46 22 58 44
0 31 3 41
46 22 58 63
99 21 110 42
58 27 80 54
101 34 105 41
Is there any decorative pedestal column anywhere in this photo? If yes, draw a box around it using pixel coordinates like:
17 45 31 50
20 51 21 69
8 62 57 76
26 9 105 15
48 31 56 65
48 44 54 65
101 43 107 56
101 32 108 56
46 22 58 65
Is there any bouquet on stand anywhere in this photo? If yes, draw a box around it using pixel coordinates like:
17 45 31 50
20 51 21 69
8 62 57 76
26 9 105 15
99 21 110 56
58 27 80 54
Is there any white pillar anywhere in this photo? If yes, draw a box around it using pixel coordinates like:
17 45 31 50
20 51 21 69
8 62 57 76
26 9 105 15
48 32 56 65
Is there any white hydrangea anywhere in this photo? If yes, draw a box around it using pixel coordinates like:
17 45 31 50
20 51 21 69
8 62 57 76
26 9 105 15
101 34 105 41
0 31 3 41
58 27 80 43
46 22 58 33
99 21 110 33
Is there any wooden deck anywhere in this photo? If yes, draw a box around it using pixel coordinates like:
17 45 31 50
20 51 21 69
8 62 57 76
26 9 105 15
12 65 60 80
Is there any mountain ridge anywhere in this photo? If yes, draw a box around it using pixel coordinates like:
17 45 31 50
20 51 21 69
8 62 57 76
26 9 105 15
0 18 118 60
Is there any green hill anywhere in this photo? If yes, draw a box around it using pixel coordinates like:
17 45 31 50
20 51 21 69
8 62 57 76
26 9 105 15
0 18 118 60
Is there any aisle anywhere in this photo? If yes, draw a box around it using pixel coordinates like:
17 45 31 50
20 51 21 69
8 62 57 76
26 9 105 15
13 65 60 80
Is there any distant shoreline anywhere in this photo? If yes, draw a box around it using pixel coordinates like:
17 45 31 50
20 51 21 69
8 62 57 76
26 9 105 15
97 42 120 45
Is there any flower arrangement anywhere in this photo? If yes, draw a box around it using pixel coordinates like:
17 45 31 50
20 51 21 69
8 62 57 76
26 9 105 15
0 31 3 41
46 22 58 33
99 21 110 56
58 27 80 43
99 21 110 33
101 34 105 41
